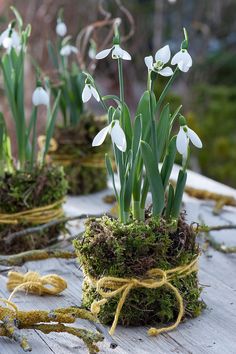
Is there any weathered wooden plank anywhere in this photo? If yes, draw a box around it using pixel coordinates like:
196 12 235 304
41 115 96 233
1 168 236 353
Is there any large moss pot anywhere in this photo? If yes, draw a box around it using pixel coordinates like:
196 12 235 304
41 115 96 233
49 114 108 195
0 165 68 254
74 215 205 327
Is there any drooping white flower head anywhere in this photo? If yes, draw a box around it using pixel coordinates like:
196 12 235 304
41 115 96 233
82 83 100 103
56 20 67 37
144 45 173 77
171 49 192 72
32 87 50 106
95 44 131 61
0 27 21 53
176 121 202 160
60 44 78 56
92 120 127 152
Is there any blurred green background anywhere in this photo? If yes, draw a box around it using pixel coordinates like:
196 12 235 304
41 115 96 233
0 0 236 187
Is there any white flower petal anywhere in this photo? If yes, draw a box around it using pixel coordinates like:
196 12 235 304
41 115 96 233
32 87 49 106
71 46 78 54
82 85 92 103
120 48 131 60
171 50 192 72
144 56 153 70
112 45 123 59
2 37 13 49
176 127 188 155
0 28 9 46
177 60 190 72
95 47 112 60
90 86 100 102
60 45 71 56
56 22 67 37
111 121 127 152
187 128 202 148
158 66 173 76
155 45 171 64
92 125 110 147
171 51 184 65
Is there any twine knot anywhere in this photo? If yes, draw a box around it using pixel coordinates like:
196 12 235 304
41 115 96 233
88 257 199 336
7 271 67 301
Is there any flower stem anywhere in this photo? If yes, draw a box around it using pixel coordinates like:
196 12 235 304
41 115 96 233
118 58 125 127
156 67 179 112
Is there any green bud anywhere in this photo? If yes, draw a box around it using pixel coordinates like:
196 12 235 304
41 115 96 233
112 34 120 45
179 114 186 126
181 28 188 50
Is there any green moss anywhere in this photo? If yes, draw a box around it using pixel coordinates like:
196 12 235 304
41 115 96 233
0 165 68 254
74 215 205 327
50 113 109 195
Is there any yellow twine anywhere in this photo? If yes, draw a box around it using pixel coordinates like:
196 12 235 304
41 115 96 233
0 198 65 225
88 257 199 336
38 135 105 168
7 270 67 302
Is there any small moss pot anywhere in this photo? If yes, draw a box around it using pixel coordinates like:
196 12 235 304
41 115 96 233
49 114 108 195
0 165 68 254
74 215 205 327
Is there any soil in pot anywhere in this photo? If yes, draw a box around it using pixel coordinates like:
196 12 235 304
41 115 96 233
74 214 205 327
0 165 68 254
48 114 109 195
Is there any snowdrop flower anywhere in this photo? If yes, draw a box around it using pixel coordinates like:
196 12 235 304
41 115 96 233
176 123 202 160
60 44 78 56
92 120 127 152
0 27 21 52
95 44 131 60
82 84 100 103
171 49 192 72
56 20 67 37
144 45 173 76
32 87 49 106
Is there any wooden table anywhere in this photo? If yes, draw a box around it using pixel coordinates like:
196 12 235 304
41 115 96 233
0 167 236 353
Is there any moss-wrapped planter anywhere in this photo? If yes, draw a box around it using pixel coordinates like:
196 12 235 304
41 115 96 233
0 165 68 254
74 215 205 328
48 114 108 195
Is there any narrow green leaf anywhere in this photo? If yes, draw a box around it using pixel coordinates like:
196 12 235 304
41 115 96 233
105 153 118 201
165 184 175 219
170 105 182 126
140 175 149 210
43 91 61 162
161 136 177 190
10 6 23 29
47 40 59 69
132 114 142 158
156 103 170 162
141 140 164 216
123 103 132 151
171 170 187 218
136 90 155 141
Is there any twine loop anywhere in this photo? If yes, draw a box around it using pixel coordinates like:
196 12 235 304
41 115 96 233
88 257 199 336
7 271 67 302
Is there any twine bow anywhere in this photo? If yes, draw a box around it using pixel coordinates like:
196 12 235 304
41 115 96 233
0 198 65 225
7 271 67 302
89 257 199 336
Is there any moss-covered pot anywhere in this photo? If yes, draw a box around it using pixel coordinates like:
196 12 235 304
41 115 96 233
0 165 68 254
74 215 205 327
48 114 108 195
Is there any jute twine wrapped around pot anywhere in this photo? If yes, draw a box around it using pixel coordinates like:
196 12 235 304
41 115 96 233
86 256 199 336
38 135 105 169
0 198 65 225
